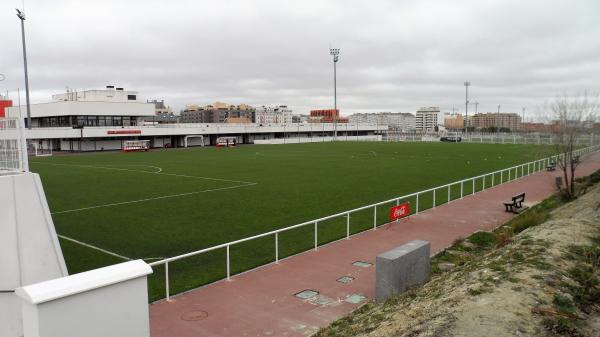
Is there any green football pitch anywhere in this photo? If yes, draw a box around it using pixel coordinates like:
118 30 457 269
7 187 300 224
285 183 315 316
30 141 549 301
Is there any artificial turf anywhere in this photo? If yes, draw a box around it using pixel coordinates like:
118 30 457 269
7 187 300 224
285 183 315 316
30 141 550 301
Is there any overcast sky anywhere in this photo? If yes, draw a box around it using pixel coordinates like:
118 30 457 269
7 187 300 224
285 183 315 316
1 0 599 118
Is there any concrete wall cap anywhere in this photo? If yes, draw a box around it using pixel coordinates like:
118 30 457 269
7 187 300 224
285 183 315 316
15 260 152 304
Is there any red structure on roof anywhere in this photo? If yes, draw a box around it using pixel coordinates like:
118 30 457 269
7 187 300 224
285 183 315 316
0 98 12 118
309 109 348 123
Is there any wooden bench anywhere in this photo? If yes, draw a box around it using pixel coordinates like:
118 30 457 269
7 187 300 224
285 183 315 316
503 192 529 214
546 162 556 171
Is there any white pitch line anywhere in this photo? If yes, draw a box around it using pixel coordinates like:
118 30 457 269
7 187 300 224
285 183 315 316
52 182 256 214
32 162 256 185
58 234 132 261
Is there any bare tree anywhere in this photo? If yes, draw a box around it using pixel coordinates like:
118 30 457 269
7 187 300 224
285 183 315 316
549 92 599 199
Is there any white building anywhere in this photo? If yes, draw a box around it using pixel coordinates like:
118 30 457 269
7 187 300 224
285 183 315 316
5 88 385 151
254 105 293 124
53 86 139 102
415 107 442 132
348 112 416 131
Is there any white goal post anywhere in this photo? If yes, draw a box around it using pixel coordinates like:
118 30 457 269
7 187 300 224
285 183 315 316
122 140 150 152
184 135 205 148
29 141 53 157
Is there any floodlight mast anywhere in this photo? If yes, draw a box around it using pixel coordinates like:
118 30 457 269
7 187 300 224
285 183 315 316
330 48 340 140
464 81 470 134
16 8 32 130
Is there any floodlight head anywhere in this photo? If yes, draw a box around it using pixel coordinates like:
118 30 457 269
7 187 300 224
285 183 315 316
330 48 340 56
16 9 26 20
464 81 471 87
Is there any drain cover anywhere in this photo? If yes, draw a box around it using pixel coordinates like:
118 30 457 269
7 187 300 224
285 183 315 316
352 261 372 268
295 289 319 300
180 310 209 321
345 294 367 304
311 295 334 306
337 276 355 284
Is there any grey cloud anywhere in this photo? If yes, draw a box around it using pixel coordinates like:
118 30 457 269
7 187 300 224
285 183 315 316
1 0 599 119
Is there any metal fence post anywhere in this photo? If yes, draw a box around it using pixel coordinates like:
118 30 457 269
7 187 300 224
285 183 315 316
447 185 451 203
433 189 436 208
226 245 231 280
275 232 279 263
472 178 475 194
416 193 420 214
346 213 350 239
460 181 464 198
165 262 170 301
373 206 377 229
314 221 318 250
492 172 495 186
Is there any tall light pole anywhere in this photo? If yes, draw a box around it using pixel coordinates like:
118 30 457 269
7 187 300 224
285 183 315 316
497 104 501 132
16 9 32 130
330 48 340 140
464 81 470 133
522 106 526 122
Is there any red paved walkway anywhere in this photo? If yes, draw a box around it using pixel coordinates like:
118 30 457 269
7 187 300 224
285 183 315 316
150 152 600 337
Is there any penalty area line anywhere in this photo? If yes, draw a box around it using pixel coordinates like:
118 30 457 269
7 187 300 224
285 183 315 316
57 234 132 261
51 182 257 215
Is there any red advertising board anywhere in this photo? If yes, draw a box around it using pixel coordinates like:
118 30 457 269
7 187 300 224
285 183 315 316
107 130 142 135
389 202 410 221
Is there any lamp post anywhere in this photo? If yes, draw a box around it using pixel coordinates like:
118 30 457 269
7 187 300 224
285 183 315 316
330 48 340 140
464 81 470 134
16 9 32 130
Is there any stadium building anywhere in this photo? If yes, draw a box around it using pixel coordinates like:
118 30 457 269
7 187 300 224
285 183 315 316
5 87 385 152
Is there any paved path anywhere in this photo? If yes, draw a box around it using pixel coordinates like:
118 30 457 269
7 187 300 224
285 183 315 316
150 152 600 337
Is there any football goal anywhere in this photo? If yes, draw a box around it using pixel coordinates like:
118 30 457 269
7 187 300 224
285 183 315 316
122 140 150 152
29 141 53 157
184 135 205 148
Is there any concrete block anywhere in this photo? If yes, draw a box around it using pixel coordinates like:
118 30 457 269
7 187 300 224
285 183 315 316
375 240 430 302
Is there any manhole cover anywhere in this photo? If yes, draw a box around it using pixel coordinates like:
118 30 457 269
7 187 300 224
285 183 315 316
295 289 319 300
352 261 372 268
337 276 355 284
345 294 367 304
181 310 209 321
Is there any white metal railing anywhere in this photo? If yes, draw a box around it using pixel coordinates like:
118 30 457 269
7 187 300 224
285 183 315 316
0 118 29 174
149 144 600 301
384 131 599 146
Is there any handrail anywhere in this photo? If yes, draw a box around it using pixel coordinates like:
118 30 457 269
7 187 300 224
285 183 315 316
148 144 600 300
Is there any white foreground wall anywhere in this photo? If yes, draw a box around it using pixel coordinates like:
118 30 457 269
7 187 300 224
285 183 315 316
16 260 152 337
0 172 68 337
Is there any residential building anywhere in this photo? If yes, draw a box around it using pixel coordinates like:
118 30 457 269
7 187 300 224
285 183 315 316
471 113 522 131
348 112 416 131
444 113 464 130
254 105 293 124
415 107 442 132
146 99 177 124
180 102 255 123
292 114 310 123
308 109 349 123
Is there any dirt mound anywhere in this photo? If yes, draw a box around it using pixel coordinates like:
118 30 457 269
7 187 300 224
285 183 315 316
317 184 600 337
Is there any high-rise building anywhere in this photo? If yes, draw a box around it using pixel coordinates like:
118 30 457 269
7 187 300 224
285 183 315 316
348 112 415 131
415 107 442 132
180 102 255 123
444 113 464 130
254 105 293 124
471 113 522 131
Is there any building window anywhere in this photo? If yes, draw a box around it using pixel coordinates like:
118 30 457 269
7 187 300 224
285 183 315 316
127 95 137 100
